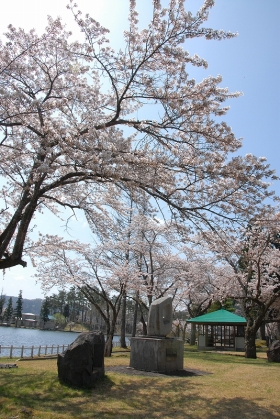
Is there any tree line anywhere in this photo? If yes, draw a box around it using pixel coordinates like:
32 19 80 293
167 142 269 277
0 290 23 325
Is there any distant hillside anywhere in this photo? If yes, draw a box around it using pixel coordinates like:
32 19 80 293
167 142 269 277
4 296 43 315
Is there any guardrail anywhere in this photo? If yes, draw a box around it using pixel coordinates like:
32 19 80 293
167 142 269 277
0 341 124 358
0 341 128 358
0 344 70 358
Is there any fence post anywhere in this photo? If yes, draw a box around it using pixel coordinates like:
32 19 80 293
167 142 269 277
1 344 70 359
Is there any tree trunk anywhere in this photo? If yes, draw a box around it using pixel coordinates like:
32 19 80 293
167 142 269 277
104 309 119 357
140 313 147 335
259 323 266 340
120 293 127 348
190 323 196 345
132 298 138 337
182 321 187 342
245 326 257 359
104 333 114 357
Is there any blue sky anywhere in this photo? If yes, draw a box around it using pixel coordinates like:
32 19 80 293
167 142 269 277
0 0 279 299
187 0 280 186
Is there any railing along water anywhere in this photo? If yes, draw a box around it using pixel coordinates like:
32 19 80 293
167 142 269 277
0 344 70 358
0 340 123 358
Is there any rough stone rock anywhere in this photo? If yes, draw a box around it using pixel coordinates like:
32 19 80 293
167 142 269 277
57 331 105 387
267 340 280 363
147 296 172 336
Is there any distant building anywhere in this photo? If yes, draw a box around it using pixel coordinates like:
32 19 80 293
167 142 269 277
22 313 39 328
21 312 55 330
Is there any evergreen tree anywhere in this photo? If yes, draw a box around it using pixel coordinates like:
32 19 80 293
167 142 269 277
14 290 23 326
208 298 235 313
0 290 5 321
63 304 70 320
3 297 13 323
40 297 50 324
67 287 79 322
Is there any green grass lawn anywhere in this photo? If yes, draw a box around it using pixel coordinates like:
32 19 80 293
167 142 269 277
0 346 279 419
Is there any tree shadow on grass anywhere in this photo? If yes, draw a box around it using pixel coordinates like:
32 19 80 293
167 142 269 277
90 376 280 419
0 370 114 418
0 366 279 419
204 396 279 419
184 351 272 367
102 377 280 418
106 365 211 377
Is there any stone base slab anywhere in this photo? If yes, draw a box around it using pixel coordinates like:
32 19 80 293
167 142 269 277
129 336 184 373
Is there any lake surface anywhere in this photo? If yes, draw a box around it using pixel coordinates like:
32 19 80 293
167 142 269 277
0 326 128 357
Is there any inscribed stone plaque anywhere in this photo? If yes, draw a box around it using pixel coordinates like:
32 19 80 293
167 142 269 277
147 296 172 336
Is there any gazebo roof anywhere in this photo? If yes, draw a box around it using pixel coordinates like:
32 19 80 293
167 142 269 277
187 309 247 325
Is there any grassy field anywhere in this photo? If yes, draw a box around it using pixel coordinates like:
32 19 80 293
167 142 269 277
0 346 279 419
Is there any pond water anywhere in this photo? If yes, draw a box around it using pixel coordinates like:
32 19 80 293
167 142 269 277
0 326 128 357
0 326 80 347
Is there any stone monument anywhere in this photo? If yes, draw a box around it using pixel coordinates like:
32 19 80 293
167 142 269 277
130 296 184 372
57 331 105 388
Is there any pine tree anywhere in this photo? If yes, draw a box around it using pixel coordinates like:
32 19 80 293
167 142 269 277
63 304 70 320
40 297 50 325
0 290 5 321
14 290 23 326
3 297 13 323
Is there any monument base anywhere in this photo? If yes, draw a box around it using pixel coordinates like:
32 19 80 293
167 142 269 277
129 336 184 373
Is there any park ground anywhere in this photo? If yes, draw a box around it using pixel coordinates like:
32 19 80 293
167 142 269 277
0 344 279 419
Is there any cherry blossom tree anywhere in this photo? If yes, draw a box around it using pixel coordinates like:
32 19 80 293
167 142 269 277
128 215 186 333
30 193 186 353
0 0 276 270
85 190 139 347
31 235 136 356
172 246 229 344
87 191 189 338
200 208 280 358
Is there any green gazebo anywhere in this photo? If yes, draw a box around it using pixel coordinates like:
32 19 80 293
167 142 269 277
187 309 247 351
